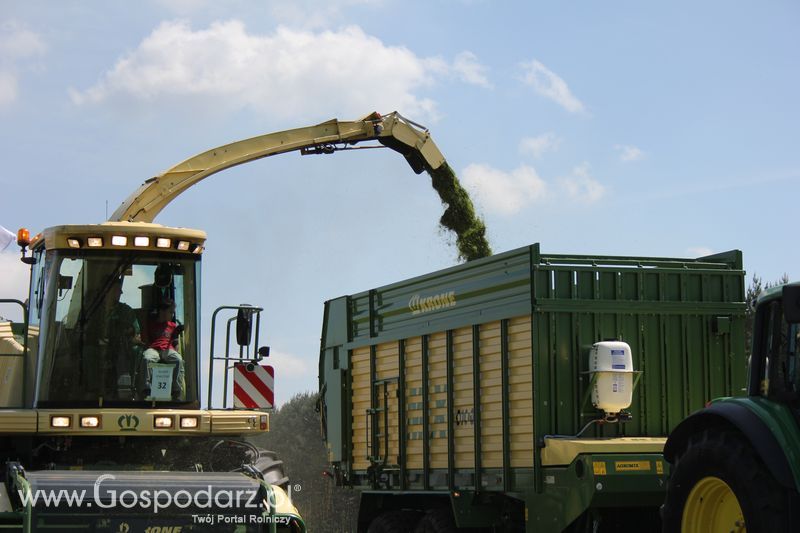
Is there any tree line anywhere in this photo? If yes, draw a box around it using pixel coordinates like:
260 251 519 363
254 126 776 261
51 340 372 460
251 392 359 532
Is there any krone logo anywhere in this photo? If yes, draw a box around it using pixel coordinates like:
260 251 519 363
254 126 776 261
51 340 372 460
408 291 457 316
117 414 140 431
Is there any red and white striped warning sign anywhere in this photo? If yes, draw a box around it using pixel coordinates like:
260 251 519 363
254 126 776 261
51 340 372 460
233 363 274 409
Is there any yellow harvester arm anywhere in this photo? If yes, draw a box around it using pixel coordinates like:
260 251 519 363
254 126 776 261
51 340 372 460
110 112 446 223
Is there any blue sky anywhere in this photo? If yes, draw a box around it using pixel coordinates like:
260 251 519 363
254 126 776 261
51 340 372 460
1 1 798 404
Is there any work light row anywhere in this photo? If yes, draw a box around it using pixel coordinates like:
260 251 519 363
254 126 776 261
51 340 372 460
66 235 202 253
50 415 200 429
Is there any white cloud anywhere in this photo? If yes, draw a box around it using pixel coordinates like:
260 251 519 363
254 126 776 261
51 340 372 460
268 350 311 378
520 59 584 113
461 156 609 215
452 51 491 88
615 144 645 162
519 132 561 158
0 21 46 110
71 20 482 122
558 162 605 204
0 22 46 58
686 246 714 257
461 163 547 215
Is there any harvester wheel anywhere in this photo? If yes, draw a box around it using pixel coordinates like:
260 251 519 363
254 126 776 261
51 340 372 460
253 448 289 489
367 510 422 533
662 428 787 533
413 507 457 533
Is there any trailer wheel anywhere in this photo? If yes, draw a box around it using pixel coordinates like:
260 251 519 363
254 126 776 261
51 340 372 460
662 428 787 533
367 510 422 533
254 448 289 489
413 507 456 533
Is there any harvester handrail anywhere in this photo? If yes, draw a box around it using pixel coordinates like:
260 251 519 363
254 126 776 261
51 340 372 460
207 304 264 409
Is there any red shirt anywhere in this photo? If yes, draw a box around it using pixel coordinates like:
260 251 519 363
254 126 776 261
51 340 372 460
147 320 177 351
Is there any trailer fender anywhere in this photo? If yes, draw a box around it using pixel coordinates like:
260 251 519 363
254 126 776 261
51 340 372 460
664 401 795 490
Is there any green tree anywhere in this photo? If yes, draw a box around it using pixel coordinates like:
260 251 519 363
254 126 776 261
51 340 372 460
251 392 359 533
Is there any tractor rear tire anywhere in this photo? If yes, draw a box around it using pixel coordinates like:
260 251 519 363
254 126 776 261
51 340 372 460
414 507 457 533
367 510 423 533
661 428 788 533
254 448 289 489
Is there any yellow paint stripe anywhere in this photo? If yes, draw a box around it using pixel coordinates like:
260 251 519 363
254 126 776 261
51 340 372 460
542 437 667 466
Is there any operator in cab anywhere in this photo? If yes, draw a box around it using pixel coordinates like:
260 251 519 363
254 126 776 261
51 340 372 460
102 277 143 398
139 298 185 400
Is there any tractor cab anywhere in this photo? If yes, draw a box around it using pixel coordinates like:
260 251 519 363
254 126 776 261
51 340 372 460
19 222 206 409
751 283 800 412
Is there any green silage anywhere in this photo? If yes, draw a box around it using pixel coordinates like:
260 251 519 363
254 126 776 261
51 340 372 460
428 163 492 262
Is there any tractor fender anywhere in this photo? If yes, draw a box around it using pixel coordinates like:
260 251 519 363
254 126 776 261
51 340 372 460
664 401 796 490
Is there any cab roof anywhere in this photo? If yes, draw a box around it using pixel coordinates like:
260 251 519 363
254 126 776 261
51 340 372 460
33 222 207 253
757 281 800 304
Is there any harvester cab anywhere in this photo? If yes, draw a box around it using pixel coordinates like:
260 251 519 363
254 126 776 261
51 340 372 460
19 224 206 407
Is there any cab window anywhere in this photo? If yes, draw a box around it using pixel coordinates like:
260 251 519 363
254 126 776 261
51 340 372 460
758 300 799 402
37 250 199 406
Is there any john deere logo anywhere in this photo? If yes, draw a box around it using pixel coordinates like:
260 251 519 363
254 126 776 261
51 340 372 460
118 414 140 431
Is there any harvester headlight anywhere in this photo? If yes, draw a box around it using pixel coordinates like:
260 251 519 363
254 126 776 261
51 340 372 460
67 238 82 248
154 416 174 429
50 416 72 428
111 235 128 246
80 416 100 428
134 236 150 247
190 244 203 254
180 416 199 429
156 238 172 248
176 241 190 251
87 237 104 247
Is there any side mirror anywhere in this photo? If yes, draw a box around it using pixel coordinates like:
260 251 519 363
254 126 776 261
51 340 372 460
782 285 800 323
57 275 73 298
236 306 255 346
258 346 270 360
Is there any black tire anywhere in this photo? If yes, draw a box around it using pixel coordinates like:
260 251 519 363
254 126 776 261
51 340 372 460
253 447 289 489
413 508 456 533
662 428 788 533
367 510 423 533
